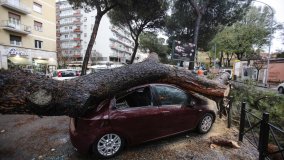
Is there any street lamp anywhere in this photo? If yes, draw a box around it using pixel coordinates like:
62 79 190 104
251 0 274 86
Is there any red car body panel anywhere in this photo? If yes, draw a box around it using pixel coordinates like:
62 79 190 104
69 84 217 154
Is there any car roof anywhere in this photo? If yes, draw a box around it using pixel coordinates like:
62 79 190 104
54 69 78 71
126 83 180 92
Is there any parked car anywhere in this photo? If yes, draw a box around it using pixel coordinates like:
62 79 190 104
51 69 79 81
277 82 284 94
69 83 218 158
220 69 233 79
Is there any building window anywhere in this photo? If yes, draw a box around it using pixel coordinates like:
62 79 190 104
34 21 43 31
84 33 87 37
35 40 43 48
10 35 22 46
33 2 42 13
8 12 20 27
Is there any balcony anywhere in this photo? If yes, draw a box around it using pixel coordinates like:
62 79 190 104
73 45 81 49
0 0 31 14
73 12 82 17
59 6 72 11
110 44 126 52
1 20 31 34
73 28 82 32
59 14 74 18
60 38 73 42
110 26 131 40
73 38 81 41
60 21 74 26
73 20 82 25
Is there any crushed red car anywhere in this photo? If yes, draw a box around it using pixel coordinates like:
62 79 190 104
69 83 218 158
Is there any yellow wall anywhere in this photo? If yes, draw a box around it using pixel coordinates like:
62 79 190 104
0 0 56 52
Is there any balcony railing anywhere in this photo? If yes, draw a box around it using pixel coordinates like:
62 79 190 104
0 0 31 14
73 13 82 17
60 21 75 26
73 20 82 25
1 20 31 34
59 5 72 11
59 14 74 18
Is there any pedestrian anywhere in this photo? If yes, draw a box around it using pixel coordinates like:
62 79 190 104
197 67 204 76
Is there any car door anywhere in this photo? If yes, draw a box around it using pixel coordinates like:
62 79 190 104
152 85 200 135
108 86 163 144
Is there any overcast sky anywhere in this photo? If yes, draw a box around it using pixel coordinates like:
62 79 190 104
255 0 284 52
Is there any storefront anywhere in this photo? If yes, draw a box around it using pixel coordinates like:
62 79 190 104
0 46 57 74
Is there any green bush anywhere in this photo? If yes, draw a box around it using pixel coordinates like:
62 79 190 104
230 81 284 127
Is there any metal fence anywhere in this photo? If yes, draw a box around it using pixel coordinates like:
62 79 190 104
238 102 284 160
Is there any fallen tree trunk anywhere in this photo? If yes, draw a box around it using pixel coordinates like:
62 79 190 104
0 54 230 117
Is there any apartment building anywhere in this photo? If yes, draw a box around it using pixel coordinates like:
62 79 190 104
0 0 57 73
56 0 147 68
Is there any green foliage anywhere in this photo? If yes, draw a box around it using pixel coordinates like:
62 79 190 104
108 0 169 63
276 51 284 58
165 0 251 50
210 6 277 60
139 32 169 63
231 81 284 127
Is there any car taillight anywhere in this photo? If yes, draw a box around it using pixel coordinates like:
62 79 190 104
58 71 62 77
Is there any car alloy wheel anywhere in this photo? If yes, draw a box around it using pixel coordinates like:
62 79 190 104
198 114 213 134
95 133 123 158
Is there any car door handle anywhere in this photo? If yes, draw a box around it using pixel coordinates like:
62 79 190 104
162 111 170 113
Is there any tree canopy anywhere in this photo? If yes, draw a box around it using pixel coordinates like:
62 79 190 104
108 0 169 64
165 0 251 69
139 32 169 63
210 6 277 61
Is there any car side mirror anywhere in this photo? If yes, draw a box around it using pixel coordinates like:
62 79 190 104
189 99 196 107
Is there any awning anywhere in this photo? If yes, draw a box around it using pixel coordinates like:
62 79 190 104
8 57 32 65
35 59 49 64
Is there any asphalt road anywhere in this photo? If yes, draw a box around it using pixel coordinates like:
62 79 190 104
0 114 258 160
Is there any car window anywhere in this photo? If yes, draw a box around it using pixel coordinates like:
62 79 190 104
61 70 76 77
116 87 152 109
154 85 188 106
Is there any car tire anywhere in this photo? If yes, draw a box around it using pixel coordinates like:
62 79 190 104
197 113 214 134
278 87 284 94
92 133 124 158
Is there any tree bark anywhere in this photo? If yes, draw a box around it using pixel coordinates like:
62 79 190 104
81 14 102 75
0 54 230 117
130 36 139 64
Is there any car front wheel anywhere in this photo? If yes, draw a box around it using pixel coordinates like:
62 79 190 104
93 133 124 158
278 87 283 94
198 113 214 134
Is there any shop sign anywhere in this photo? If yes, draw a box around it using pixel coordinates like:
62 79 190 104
6 48 28 57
